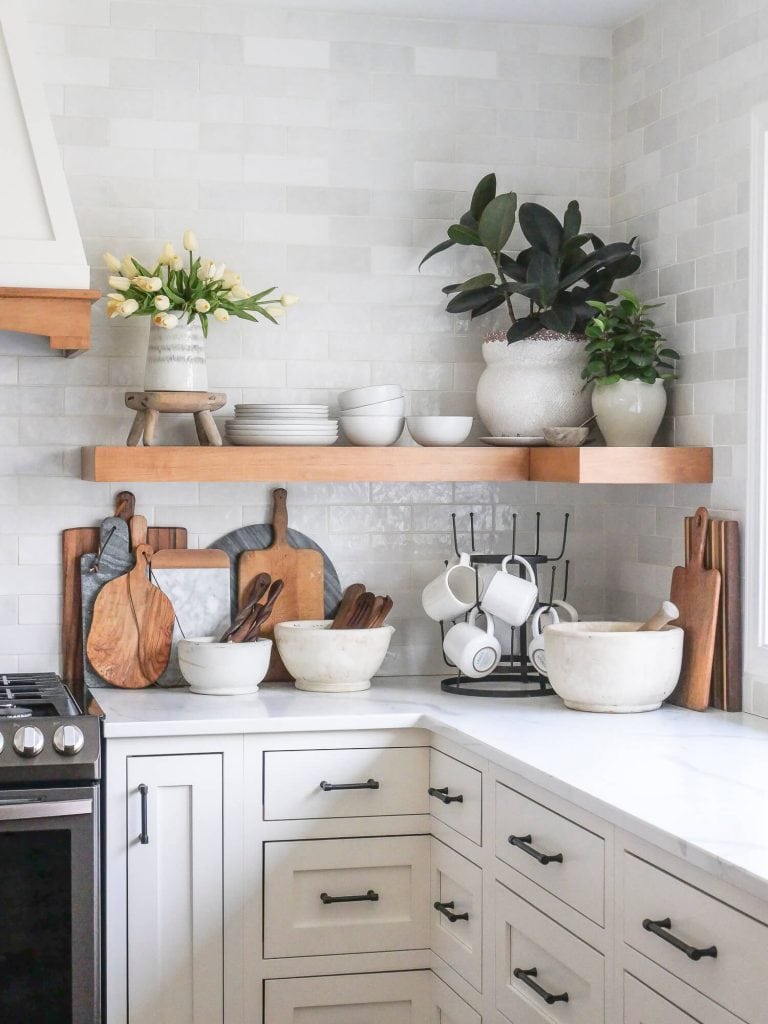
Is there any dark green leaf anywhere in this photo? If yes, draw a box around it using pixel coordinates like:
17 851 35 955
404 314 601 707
447 224 481 245
445 286 498 313
419 237 455 269
470 295 506 318
526 251 558 292
506 316 541 343
478 193 518 252
563 200 581 241
470 173 497 221
540 306 576 334
459 211 479 230
659 348 680 359
442 273 496 295
499 252 527 281
518 202 564 256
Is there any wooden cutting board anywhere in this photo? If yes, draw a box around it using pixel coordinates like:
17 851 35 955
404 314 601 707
237 488 324 681
668 507 721 711
87 544 175 688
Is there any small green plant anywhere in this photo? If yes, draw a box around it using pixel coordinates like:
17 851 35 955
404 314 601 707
581 291 680 386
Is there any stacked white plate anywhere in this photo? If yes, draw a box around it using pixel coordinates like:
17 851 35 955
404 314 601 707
225 404 338 446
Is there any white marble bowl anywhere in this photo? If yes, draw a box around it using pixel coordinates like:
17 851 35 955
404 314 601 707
340 415 404 446
543 621 683 713
178 636 272 695
274 620 395 691
407 416 473 446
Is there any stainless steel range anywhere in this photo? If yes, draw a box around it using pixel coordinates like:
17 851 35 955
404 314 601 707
0 672 101 1024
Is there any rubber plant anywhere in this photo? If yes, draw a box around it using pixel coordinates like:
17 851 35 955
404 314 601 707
420 173 642 342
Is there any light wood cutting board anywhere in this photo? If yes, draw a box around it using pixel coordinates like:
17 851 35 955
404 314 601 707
237 488 324 681
668 507 721 711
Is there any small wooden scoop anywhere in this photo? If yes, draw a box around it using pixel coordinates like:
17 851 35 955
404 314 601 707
331 583 366 629
637 601 679 632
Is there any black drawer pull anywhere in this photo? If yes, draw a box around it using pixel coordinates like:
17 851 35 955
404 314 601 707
138 784 149 845
513 967 569 1005
429 786 464 805
434 900 469 923
320 889 379 904
319 778 380 791
642 917 718 961
508 833 563 865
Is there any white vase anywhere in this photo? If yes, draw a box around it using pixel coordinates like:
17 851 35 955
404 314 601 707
475 330 592 437
592 378 667 446
144 318 208 392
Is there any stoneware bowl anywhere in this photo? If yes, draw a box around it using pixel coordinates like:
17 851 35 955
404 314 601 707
342 397 406 416
407 416 473 446
543 621 683 713
274 620 395 691
177 636 272 695
338 384 403 410
340 415 405 446
543 426 590 447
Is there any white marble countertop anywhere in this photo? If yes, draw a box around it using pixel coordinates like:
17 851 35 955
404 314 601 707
95 678 768 904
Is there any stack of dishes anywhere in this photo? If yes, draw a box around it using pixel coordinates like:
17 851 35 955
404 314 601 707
225 404 338 446
338 385 405 446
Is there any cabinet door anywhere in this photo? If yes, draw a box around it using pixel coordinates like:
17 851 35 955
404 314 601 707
265 971 431 1022
624 974 702 1023
126 754 223 1024
432 975 481 1023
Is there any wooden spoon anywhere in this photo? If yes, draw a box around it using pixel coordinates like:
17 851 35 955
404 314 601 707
368 595 393 628
637 600 679 632
331 583 366 629
218 573 271 642
348 592 376 629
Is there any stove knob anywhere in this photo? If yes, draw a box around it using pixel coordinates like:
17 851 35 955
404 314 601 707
53 724 85 757
13 725 44 758
0 732 4 753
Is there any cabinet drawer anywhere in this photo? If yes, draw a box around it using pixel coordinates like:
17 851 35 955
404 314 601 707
265 970 431 1022
433 975 481 1023
429 749 482 845
263 746 429 819
624 974 702 1023
431 839 482 991
263 835 430 957
495 881 604 1024
495 782 604 925
623 853 768 1023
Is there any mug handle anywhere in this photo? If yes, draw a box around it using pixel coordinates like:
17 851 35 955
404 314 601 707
468 607 495 636
552 599 579 622
502 554 536 584
530 604 560 637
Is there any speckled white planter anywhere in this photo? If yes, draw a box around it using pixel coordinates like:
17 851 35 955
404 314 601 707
592 378 667 446
476 331 592 437
144 319 208 392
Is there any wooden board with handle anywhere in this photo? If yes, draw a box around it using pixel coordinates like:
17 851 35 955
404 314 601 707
668 507 721 711
237 488 324 681
86 544 174 688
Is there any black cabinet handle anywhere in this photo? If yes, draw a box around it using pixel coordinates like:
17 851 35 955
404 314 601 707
642 918 718 961
508 833 563 865
138 784 149 845
428 786 464 805
513 967 569 1005
319 778 380 791
434 900 469 923
320 889 379 904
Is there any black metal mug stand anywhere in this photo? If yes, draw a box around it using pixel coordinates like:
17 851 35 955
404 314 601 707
439 511 570 698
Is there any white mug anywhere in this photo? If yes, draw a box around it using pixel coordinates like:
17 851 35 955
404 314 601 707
551 599 579 623
422 552 482 622
528 605 560 677
443 608 501 679
481 554 539 627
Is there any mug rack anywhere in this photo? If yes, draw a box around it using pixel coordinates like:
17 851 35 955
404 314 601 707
438 511 571 698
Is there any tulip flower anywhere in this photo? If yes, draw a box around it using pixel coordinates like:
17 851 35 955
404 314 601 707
183 229 198 252
107 296 124 318
264 304 285 318
102 252 122 273
222 269 241 288
119 299 139 317
280 293 299 307
108 275 131 291
154 295 171 311
195 298 211 313
134 276 163 293
171 257 183 271
213 308 229 323
229 284 250 300
159 242 176 265
163 314 179 329
199 258 213 280
121 256 138 279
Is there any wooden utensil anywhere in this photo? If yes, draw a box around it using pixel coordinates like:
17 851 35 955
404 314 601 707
86 544 174 688
331 583 366 629
114 491 136 522
218 573 271 642
237 489 324 680
638 601 679 632
667 507 721 711
349 591 376 629
235 579 285 644
129 514 148 550
368 595 393 628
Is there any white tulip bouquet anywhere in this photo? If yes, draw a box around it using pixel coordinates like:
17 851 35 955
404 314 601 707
103 230 298 336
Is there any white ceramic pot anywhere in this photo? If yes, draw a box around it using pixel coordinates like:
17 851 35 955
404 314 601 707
476 330 592 437
543 621 683 713
144 318 208 392
591 378 667 447
274 620 394 691
177 636 272 695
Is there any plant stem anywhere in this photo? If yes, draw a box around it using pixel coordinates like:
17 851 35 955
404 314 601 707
494 254 517 325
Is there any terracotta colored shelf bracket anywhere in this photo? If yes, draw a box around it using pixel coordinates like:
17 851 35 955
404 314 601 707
0 287 101 356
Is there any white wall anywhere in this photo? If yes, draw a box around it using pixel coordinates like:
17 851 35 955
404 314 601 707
0 1 612 674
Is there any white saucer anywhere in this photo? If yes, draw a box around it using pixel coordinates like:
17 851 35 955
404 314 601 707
480 436 547 447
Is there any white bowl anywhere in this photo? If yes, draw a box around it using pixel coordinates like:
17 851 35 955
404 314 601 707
338 385 403 410
340 415 404 446
274 620 395 691
177 636 272 695
543 621 683 713
407 416 473 446
342 397 406 416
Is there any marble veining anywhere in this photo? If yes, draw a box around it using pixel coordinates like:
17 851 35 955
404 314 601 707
95 677 768 904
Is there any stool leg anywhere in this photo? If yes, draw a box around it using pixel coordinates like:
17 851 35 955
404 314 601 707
198 409 223 446
143 408 159 446
127 410 146 446
193 411 208 446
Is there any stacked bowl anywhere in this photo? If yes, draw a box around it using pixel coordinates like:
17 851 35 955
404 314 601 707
225 404 338 446
338 385 405 446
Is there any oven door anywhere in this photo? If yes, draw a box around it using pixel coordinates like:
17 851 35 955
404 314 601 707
0 785 100 1024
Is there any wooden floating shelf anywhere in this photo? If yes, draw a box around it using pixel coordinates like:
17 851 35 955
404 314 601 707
0 286 100 356
81 445 713 485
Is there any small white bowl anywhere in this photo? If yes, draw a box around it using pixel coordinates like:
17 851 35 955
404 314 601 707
407 416 473 446
341 415 404 446
338 385 403 410
177 636 272 695
274 620 395 691
543 426 589 447
342 397 406 416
